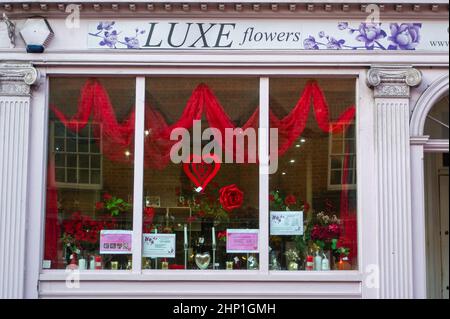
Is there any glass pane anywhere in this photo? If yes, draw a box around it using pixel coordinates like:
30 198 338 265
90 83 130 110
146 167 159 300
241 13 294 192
55 168 65 182
91 169 101 184
55 153 65 167
79 169 89 184
67 169 77 183
44 77 135 270
78 138 89 153
424 95 449 139
66 154 77 168
54 122 66 137
269 78 358 271
90 139 101 153
79 155 89 168
54 138 65 152
91 155 101 169
331 139 344 154
330 156 343 170
66 137 77 152
330 170 342 185
143 77 260 271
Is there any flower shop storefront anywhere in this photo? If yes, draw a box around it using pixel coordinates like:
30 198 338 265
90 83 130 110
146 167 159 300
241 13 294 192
0 1 448 299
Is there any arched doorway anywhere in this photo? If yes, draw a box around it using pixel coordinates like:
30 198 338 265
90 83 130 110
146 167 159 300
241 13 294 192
410 74 449 299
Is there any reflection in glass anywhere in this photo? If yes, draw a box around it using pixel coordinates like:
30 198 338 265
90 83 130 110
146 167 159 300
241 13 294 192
424 95 449 140
269 78 358 271
142 77 260 270
43 77 135 270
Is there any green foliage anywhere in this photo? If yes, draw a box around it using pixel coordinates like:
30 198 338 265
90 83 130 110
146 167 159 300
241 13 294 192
104 196 131 216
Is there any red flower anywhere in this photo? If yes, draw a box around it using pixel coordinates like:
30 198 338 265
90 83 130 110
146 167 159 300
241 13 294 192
219 184 244 212
95 201 104 210
218 231 227 241
310 225 323 240
187 216 197 223
269 194 275 202
143 223 153 233
196 211 206 218
327 223 341 238
144 207 155 222
284 194 296 206
103 193 112 200
303 201 310 212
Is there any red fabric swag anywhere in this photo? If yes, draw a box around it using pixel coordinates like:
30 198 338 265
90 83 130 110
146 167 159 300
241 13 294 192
50 79 355 169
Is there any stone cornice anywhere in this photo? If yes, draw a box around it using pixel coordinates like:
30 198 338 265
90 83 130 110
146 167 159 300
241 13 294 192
367 66 422 98
0 62 39 95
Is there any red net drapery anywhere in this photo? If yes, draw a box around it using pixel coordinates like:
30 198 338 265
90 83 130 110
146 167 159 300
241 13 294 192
50 79 355 169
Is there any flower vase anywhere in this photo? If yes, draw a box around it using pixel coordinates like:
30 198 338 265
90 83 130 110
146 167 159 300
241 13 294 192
337 256 352 270
287 260 298 271
323 250 332 270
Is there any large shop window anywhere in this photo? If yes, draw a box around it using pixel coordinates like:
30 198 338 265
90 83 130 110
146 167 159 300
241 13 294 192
45 77 136 270
43 76 358 273
268 78 357 271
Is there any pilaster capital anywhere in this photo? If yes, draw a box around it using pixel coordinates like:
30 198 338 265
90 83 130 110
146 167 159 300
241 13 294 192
367 66 422 98
0 62 39 96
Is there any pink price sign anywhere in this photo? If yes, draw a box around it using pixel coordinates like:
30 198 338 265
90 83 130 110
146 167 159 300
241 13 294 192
100 230 132 254
226 229 259 253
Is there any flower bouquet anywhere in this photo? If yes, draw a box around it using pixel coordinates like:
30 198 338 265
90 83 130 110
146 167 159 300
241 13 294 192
180 183 244 224
95 193 132 217
61 211 117 262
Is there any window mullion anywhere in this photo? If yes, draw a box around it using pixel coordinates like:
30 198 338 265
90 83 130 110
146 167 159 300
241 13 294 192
131 76 146 273
259 77 270 274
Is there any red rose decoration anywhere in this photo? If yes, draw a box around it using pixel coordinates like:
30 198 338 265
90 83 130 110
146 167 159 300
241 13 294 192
285 194 296 206
219 184 244 212
269 194 275 202
187 216 197 223
218 231 227 241
95 201 104 210
103 193 112 200
144 207 155 224
304 202 310 212
196 210 206 218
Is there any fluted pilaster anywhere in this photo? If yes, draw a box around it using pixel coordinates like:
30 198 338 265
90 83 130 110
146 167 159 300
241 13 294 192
0 62 38 298
367 66 422 299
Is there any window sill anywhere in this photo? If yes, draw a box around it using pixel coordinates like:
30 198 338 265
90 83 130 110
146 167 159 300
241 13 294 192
40 269 362 282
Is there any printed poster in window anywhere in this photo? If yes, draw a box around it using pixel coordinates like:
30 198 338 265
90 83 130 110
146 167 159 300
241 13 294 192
226 229 259 254
270 211 304 236
100 230 132 254
142 233 176 258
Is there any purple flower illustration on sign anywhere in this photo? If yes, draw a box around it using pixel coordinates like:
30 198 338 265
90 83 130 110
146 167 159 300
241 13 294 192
271 215 284 224
97 22 115 31
325 36 346 50
387 23 422 50
355 23 387 50
303 36 319 50
304 22 422 51
124 28 147 49
303 32 346 50
99 30 118 48
89 21 146 49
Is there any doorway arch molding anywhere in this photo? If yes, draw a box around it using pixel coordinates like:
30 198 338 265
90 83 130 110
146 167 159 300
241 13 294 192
411 73 449 137
410 72 449 298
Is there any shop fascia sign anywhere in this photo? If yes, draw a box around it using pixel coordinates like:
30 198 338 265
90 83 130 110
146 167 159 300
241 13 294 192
88 19 449 51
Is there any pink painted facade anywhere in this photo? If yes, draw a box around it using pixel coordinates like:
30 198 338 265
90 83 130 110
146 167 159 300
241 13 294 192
0 1 448 299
